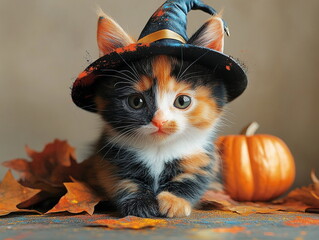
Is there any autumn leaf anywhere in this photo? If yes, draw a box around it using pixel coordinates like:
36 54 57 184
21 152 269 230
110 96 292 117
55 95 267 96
92 216 167 229
200 190 285 215
0 170 41 216
277 169 319 209
200 170 319 215
285 187 319 207
2 139 84 195
46 178 101 215
2 138 318 217
199 190 239 210
228 205 281 215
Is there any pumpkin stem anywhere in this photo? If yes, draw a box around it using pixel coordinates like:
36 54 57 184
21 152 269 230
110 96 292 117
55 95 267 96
240 122 260 136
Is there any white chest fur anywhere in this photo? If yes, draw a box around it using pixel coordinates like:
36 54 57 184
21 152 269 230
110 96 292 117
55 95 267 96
134 127 214 191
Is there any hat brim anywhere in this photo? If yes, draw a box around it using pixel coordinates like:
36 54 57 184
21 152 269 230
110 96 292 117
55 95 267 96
72 42 247 112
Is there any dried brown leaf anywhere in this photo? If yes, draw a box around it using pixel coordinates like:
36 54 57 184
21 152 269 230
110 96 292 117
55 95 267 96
3 139 84 195
278 170 319 209
228 205 280 215
0 170 41 216
200 190 293 215
280 187 319 208
199 190 239 211
46 179 101 215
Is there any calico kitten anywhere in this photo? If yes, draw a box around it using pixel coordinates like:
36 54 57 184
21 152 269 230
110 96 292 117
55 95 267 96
83 11 227 218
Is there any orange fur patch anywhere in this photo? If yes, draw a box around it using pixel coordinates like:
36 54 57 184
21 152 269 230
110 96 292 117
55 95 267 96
152 56 176 92
81 155 139 199
188 86 219 129
173 82 192 94
152 56 194 99
115 179 139 194
80 155 119 198
162 120 178 134
173 153 211 180
172 173 197 182
134 75 153 92
180 153 211 171
157 191 192 217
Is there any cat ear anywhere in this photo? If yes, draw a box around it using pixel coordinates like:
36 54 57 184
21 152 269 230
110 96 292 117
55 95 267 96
97 9 135 57
188 15 225 53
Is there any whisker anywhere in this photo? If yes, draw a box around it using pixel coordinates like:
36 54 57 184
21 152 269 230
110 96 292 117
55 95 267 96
182 74 213 82
131 62 140 80
95 74 133 84
178 50 210 81
100 69 138 83
98 127 137 157
176 47 184 80
179 71 203 79
115 52 140 80
114 130 138 158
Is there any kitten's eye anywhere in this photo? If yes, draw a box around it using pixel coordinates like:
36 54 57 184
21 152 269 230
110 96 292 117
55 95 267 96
127 94 145 109
174 95 191 109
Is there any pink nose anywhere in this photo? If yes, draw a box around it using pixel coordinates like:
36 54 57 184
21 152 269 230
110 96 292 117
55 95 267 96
152 118 167 128
151 110 167 128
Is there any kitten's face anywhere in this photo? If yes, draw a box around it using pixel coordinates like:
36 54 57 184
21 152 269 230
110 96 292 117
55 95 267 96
94 55 227 148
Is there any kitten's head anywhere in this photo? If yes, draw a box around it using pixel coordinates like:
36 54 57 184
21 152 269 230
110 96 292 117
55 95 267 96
94 12 227 147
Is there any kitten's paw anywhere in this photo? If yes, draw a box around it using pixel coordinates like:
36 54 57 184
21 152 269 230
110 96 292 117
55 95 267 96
118 194 160 218
157 191 192 218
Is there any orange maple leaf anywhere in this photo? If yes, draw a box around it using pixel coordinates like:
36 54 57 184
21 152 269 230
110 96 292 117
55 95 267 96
92 216 167 229
46 178 101 215
2 139 84 194
0 170 41 216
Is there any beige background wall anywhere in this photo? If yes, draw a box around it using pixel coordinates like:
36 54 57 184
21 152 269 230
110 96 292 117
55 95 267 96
0 0 318 188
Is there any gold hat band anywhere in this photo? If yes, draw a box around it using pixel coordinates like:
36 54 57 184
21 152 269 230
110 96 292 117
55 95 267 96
137 29 186 44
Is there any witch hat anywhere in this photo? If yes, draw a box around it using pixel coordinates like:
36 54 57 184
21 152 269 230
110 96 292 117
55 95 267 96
72 0 247 112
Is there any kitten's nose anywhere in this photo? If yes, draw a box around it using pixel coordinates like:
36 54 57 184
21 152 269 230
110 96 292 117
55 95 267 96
151 110 167 128
152 118 167 128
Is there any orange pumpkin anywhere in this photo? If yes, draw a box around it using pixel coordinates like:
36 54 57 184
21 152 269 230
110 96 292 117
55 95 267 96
216 122 295 201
